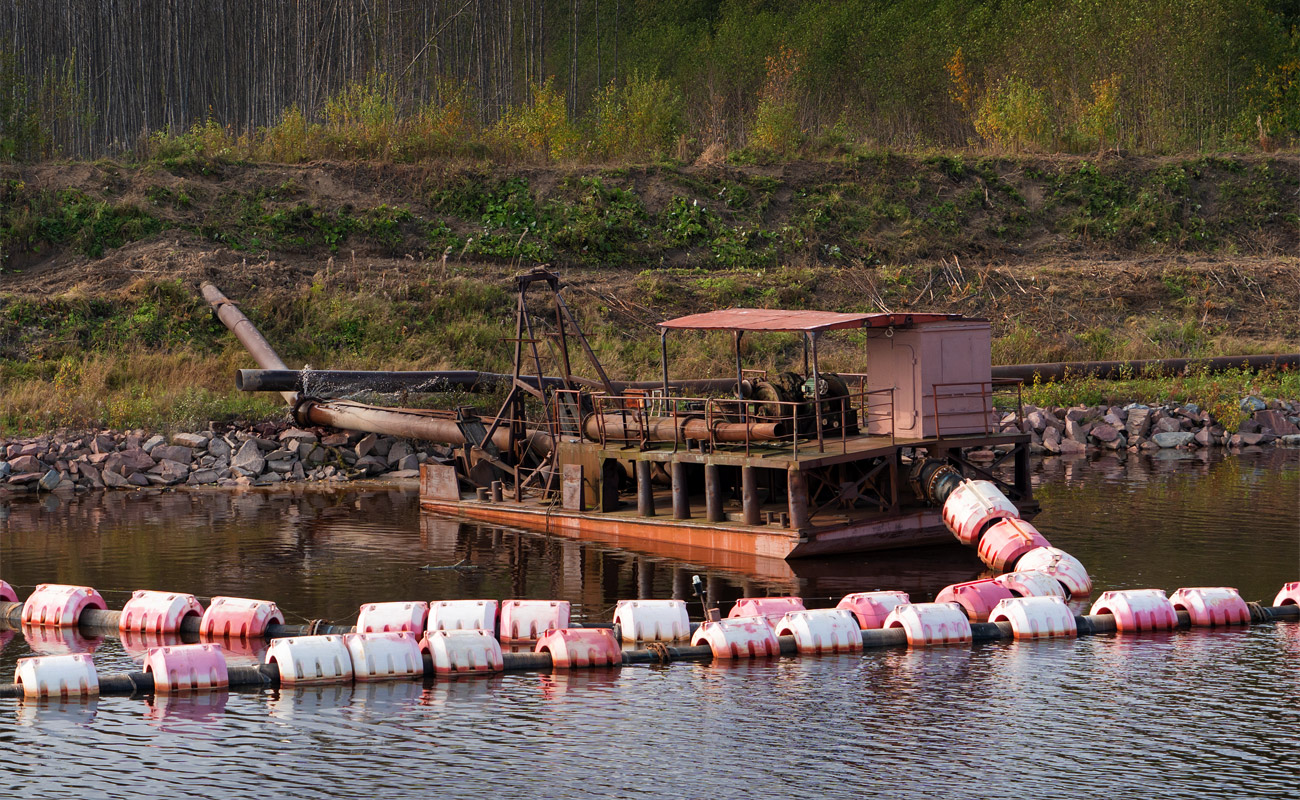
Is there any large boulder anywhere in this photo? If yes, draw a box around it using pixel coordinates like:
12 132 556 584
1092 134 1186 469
1152 431 1195 448
231 440 266 477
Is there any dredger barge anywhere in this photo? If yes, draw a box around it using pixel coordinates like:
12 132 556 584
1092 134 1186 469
209 268 1035 563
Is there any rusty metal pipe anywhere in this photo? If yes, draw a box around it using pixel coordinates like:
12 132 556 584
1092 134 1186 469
992 353 1300 383
201 283 297 405
584 414 785 444
302 400 552 456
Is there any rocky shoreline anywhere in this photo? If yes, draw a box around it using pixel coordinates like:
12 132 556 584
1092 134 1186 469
1006 395 1300 455
0 422 451 497
1 395 1298 496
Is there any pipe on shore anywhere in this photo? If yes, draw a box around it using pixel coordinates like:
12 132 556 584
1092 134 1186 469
584 413 786 444
0 604 1294 698
235 368 738 396
992 353 1300 383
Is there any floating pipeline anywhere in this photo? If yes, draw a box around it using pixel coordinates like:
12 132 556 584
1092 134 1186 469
0 583 1297 700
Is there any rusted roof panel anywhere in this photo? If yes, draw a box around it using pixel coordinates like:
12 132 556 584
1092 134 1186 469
659 309 963 333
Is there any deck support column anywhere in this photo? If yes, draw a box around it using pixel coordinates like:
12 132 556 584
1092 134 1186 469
787 466 811 529
741 467 761 526
705 464 725 523
636 460 655 517
671 461 691 520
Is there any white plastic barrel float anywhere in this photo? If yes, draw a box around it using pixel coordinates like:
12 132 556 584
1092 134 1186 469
499 600 570 642
773 609 863 654
535 629 622 668
613 599 690 642
1274 582 1300 607
14 653 99 699
22 584 106 628
1089 589 1178 632
144 643 229 693
883 602 973 646
691 616 780 659
988 596 1077 640
427 600 498 635
1168 587 1250 627
421 630 504 675
835 591 910 630
118 590 204 634
729 597 805 625
992 570 1067 599
265 635 354 685
934 579 1015 622
356 601 429 634
977 518 1051 572
1017 548 1093 598
941 479 1020 546
345 632 423 681
199 597 284 640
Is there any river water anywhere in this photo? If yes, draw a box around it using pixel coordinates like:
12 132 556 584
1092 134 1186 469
0 449 1296 799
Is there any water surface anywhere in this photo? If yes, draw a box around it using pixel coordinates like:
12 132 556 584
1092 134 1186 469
0 449 1296 799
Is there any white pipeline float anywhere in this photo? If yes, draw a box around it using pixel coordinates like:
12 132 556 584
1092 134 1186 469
0 579 1295 702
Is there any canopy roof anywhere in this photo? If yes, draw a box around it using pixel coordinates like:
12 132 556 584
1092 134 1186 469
658 309 964 333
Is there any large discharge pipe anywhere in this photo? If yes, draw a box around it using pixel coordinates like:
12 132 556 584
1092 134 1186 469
235 368 737 396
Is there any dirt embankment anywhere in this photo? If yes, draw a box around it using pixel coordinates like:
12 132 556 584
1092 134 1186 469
1 154 1297 369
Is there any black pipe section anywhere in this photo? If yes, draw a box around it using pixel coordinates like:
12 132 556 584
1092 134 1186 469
236 368 739 396
236 369 563 394
992 353 1300 383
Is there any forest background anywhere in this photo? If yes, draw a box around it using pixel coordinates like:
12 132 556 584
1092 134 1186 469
2 0 1299 161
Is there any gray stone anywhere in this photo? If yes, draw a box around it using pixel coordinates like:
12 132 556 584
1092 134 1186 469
354 455 388 475
8 454 43 473
0 461 8 479
1103 432 1127 450
279 428 319 444
1090 423 1121 443
387 469 421 479
1103 412 1124 428
267 459 295 474
396 454 420 471
142 434 166 453
355 433 377 458
1042 426 1062 453
190 469 219 484
1064 407 1087 422
172 432 208 449
1182 403 1200 415
1152 431 1195 448
1064 419 1088 443
149 459 190 483
307 447 328 464
91 434 117 454
102 468 129 488
371 436 394 457
1194 428 1214 446
152 445 193 465
1238 419 1262 434
321 433 349 446
1059 438 1087 454
37 469 61 492
251 437 279 451
291 462 306 481
255 472 283 485
208 437 232 459
1281 434 1300 446
1125 407 1151 439
1254 410 1298 436
231 440 266 477
127 471 151 487
1240 395 1267 413
387 441 413 466
265 448 296 461
1153 417 1181 434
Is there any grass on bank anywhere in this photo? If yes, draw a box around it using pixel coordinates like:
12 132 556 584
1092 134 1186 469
1 272 1295 436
